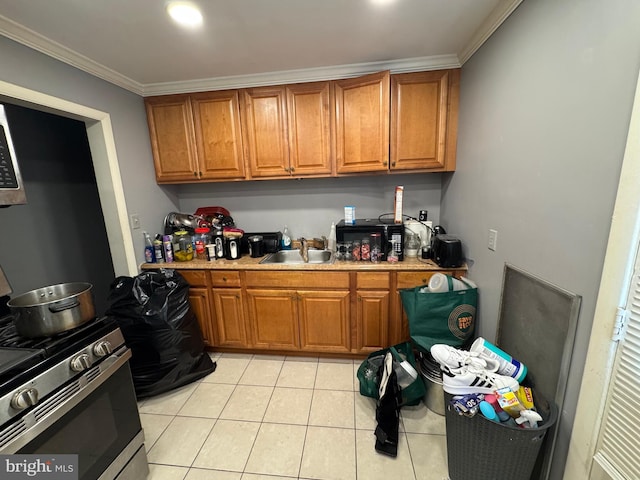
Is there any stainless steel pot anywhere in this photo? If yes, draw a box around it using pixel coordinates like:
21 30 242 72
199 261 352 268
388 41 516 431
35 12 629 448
7 282 95 337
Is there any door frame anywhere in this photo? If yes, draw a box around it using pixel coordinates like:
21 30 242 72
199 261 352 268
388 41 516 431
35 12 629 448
0 80 137 277
564 65 640 477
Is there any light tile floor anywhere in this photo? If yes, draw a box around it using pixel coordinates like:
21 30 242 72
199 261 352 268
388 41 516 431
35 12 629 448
138 352 449 480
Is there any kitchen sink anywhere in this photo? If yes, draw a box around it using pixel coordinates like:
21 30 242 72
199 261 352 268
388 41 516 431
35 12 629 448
259 249 335 265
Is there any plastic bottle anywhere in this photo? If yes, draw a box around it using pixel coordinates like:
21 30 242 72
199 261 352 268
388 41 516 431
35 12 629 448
470 337 528 382
163 235 174 263
479 401 500 423
194 227 210 260
143 232 155 263
281 225 292 250
484 393 511 422
153 234 164 263
328 222 336 252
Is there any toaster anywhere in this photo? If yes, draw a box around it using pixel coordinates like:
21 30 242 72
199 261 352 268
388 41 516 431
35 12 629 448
432 234 464 268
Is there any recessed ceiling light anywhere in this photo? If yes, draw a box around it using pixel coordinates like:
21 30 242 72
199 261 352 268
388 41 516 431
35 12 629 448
167 1 203 27
370 0 396 5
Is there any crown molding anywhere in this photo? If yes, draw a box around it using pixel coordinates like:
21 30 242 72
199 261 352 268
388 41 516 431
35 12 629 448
458 0 524 64
141 55 461 96
0 14 145 95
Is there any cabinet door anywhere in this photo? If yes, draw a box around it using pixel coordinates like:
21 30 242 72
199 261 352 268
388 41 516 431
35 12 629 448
145 95 198 182
391 70 460 171
245 289 300 350
298 290 350 353
212 288 247 347
192 90 245 179
242 86 290 178
356 291 390 353
334 71 390 174
286 82 332 176
188 287 214 346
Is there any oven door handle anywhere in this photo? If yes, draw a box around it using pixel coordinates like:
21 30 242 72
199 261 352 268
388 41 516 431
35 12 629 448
0 347 133 454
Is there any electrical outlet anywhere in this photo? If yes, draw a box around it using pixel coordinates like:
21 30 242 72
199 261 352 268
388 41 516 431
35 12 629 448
488 229 498 251
130 214 141 230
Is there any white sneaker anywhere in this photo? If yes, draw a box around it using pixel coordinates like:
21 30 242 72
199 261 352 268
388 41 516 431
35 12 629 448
442 365 520 395
430 344 500 373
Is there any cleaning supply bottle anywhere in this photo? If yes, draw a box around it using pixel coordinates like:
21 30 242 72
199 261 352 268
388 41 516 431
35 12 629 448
281 225 292 250
163 234 174 263
328 222 336 252
470 337 528 382
153 234 164 263
143 231 154 263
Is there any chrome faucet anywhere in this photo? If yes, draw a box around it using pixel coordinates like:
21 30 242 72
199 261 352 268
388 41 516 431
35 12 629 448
300 237 309 263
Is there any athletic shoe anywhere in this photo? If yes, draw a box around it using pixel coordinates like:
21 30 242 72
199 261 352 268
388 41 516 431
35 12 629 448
441 365 520 395
430 344 500 373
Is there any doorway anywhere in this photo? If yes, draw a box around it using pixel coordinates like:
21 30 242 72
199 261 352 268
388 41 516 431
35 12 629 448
0 79 137 278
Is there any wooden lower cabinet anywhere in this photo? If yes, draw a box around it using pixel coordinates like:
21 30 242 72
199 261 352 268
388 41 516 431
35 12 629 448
212 288 247 347
355 272 391 353
299 290 350 353
172 267 466 355
245 289 300 350
180 270 215 346
209 271 247 347
356 290 390 353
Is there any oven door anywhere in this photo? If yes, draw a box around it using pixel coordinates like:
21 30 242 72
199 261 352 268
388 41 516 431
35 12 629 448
14 350 147 480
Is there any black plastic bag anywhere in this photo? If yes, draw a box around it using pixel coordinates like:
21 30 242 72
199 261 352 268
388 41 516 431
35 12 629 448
106 269 216 399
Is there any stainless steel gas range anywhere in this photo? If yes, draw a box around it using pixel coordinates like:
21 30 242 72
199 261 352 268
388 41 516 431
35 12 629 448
0 313 149 479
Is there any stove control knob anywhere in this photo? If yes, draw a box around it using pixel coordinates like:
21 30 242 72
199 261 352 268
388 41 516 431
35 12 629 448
11 388 39 410
93 340 112 358
70 353 92 372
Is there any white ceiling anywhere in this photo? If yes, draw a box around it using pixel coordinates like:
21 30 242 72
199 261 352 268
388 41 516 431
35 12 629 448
0 0 521 96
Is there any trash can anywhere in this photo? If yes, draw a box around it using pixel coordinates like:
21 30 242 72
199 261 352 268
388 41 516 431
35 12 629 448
444 392 557 480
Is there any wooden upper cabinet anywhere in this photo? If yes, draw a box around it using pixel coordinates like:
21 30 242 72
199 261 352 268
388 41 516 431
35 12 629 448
191 90 245 179
286 82 333 176
242 86 290 178
145 95 198 182
391 69 460 172
334 71 390 174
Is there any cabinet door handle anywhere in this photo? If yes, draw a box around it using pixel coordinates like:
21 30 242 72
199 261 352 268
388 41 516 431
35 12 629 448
290 167 295 173
383 161 388 167
422 278 427 284
358 296 362 302
193 171 198 177
199 171 203 177
222 277 227 282
391 162 396 167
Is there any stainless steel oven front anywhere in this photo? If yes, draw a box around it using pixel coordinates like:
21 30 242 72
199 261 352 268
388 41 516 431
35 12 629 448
0 343 148 479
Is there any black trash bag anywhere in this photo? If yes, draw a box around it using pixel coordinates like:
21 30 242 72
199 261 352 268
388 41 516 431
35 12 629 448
106 269 216 399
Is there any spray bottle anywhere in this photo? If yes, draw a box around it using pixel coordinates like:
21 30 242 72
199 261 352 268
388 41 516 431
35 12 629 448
143 231 155 263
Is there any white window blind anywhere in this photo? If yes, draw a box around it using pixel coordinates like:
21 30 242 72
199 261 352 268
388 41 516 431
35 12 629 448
596 262 640 479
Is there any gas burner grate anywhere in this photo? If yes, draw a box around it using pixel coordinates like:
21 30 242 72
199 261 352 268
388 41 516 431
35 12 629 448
0 315 112 353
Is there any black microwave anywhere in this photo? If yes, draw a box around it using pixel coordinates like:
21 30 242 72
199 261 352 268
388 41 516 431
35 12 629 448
336 218 405 261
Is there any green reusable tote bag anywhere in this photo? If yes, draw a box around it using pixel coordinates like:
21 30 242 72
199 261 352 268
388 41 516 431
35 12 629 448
399 276 477 354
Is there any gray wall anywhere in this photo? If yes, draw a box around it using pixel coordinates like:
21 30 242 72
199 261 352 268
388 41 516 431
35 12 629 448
440 0 640 478
0 36 178 266
173 173 442 240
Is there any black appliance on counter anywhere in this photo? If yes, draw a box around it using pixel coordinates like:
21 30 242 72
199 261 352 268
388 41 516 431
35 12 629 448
431 234 464 268
240 232 282 255
336 218 405 261
0 313 148 479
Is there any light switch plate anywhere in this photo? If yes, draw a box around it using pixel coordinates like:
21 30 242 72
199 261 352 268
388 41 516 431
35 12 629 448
488 229 498 251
